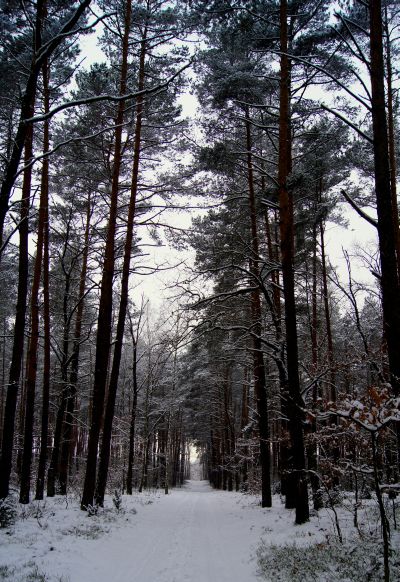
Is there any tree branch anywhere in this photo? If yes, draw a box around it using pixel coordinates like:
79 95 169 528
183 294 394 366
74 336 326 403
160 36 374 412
27 59 193 123
341 189 378 227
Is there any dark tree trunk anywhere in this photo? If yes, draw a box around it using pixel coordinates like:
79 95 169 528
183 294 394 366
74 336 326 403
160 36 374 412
95 20 146 506
308 222 322 510
244 111 272 508
265 210 281 324
58 195 92 495
0 139 32 499
278 0 309 524
384 5 400 279
369 0 400 468
81 0 132 510
47 236 73 497
320 222 336 402
35 57 51 501
240 378 249 488
369 0 400 398
0 1 44 500
17 69 41 502
126 332 139 495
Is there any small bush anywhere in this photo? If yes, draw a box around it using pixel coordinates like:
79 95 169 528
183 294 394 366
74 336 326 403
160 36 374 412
25 562 47 581
62 523 107 540
0 564 16 578
322 486 343 507
85 504 98 517
0 496 17 528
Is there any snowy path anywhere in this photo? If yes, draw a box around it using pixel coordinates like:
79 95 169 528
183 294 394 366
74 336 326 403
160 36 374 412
0 480 333 582
67 480 263 582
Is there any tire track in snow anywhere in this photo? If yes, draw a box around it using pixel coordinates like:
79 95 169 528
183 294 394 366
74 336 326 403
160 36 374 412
61 481 262 582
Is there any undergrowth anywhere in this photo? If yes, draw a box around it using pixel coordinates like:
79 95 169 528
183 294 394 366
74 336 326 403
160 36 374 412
0 560 69 581
256 535 400 582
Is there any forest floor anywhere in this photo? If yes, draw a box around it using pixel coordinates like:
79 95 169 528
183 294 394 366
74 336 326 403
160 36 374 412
0 479 399 582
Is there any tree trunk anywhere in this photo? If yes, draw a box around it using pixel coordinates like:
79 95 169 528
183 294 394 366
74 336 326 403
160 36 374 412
369 0 400 398
0 136 32 499
81 0 132 510
126 330 139 494
384 5 400 279
58 194 92 495
244 111 272 508
278 0 309 524
369 0 400 471
265 210 281 324
371 432 391 582
95 19 147 506
320 222 336 401
35 57 51 501
308 221 322 510
47 238 73 496
0 0 46 500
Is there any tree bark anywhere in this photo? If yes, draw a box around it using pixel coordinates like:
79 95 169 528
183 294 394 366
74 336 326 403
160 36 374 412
35 56 51 501
369 0 400 399
0 136 32 499
384 5 400 279
58 194 92 495
126 326 139 494
47 229 74 496
0 0 45 501
278 0 309 524
369 0 400 477
95 18 147 506
245 111 272 508
81 0 132 510
320 222 336 402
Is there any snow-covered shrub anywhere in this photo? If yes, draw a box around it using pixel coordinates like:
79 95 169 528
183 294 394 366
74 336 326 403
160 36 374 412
85 504 99 517
0 560 69 581
112 489 123 512
24 561 47 581
63 523 108 540
323 486 343 507
0 565 15 578
256 536 400 582
272 481 281 495
0 496 17 528
360 482 372 500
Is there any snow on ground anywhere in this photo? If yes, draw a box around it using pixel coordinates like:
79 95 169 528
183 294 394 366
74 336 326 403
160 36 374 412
0 480 387 582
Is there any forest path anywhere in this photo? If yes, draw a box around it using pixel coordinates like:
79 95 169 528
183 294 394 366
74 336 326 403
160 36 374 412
69 480 264 582
0 480 334 581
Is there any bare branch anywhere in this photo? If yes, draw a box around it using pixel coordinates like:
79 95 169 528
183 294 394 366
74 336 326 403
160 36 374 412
341 189 378 227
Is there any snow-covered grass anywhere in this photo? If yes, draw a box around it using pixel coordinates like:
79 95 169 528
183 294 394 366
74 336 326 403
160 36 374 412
0 481 399 582
256 536 399 582
256 492 400 582
0 488 158 582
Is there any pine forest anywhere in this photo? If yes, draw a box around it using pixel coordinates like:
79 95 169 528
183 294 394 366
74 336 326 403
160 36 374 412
0 1 400 581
